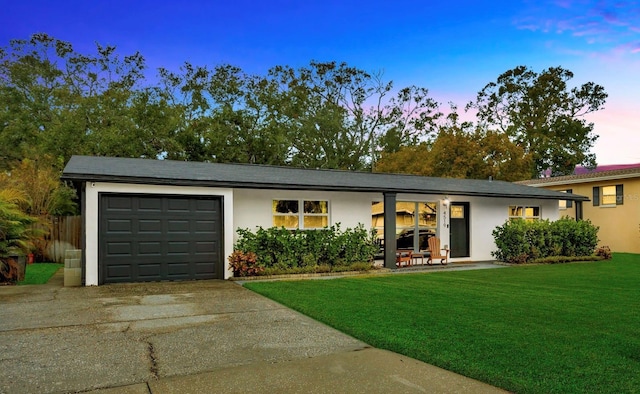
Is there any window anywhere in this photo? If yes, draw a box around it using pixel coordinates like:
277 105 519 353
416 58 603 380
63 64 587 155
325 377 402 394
602 186 616 205
370 201 437 251
593 185 623 207
273 200 328 229
509 205 540 221
559 189 573 209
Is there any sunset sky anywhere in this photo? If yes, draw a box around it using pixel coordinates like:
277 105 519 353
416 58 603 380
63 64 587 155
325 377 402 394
2 0 638 164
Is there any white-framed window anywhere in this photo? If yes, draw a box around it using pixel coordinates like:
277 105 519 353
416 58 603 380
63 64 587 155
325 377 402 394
273 199 329 229
593 184 623 207
509 205 540 221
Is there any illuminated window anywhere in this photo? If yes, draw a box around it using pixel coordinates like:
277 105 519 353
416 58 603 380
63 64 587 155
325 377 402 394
593 185 623 207
509 205 540 221
601 186 617 206
273 200 328 229
371 201 437 251
559 189 573 209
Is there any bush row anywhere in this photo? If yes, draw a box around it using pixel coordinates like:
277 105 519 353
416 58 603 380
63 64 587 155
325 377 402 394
230 224 378 276
492 217 599 264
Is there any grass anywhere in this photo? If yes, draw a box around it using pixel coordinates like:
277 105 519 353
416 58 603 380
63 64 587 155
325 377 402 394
19 263 63 285
245 253 640 393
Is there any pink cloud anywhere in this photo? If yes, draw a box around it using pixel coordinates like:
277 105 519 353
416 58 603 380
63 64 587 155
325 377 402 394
514 0 640 56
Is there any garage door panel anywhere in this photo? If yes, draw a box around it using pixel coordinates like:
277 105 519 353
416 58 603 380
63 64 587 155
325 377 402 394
138 197 162 211
167 199 190 212
196 199 217 211
167 220 190 233
106 265 133 280
105 196 133 211
138 263 162 278
106 219 133 233
107 242 132 256
194 220 216 233
138 242 162 255
167 242 189 255
100 194 223 284
138 219 162 233
195 241 216 254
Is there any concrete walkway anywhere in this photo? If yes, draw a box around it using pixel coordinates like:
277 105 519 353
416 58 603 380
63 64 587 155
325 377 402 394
0 268 507 393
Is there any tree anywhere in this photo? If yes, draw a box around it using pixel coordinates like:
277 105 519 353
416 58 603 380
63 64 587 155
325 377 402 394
245 61 443 170
375 112 532 181
161 60 442 170
0 33 179 167
0 157 76 217
467 66 607 177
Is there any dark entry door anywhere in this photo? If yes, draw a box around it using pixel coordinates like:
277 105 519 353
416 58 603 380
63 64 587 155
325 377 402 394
450 202 470 258
99 193 223 284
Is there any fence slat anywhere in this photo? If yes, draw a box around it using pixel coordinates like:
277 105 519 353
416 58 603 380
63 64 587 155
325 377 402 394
33 216 82 263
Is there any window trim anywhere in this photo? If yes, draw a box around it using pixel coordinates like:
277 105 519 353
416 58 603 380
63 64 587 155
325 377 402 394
509 205 541 221
273 199 330 229
593 184 623 207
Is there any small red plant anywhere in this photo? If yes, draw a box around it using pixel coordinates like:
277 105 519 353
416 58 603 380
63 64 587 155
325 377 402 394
228 250 263 277
594 246 612 260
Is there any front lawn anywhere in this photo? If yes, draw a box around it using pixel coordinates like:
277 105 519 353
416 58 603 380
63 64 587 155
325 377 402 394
19 263 63 285
245 253 640 393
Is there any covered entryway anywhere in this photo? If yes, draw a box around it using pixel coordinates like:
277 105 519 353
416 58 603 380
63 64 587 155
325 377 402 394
99 193 223 284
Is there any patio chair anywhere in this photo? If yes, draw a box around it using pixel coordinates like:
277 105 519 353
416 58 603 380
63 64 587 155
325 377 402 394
395 249 412 267
426 237 449 266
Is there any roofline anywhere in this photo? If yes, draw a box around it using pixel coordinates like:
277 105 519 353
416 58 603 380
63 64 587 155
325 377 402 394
519 168 640 187
62 172 589 201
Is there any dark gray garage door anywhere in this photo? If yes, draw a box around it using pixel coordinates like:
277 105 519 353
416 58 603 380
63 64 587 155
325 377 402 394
99 193 223 284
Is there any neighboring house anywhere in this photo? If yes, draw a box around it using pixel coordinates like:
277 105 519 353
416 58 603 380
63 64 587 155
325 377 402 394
518 164 640 254
62 155 588 285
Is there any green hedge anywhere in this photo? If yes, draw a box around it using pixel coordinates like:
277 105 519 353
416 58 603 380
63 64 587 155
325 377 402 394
492 217 599 264
230 224 378 276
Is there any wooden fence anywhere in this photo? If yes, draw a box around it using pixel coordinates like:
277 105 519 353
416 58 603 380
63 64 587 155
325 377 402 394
33 216 82 263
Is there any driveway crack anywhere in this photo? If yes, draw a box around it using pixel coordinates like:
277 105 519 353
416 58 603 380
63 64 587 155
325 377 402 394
145 339 159 379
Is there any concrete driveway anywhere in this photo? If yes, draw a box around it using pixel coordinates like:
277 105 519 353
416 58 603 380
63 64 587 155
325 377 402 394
0 270 505 394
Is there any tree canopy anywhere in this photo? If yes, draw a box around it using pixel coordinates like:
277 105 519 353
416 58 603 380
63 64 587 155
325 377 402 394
375 112 533 182
0 34 607 182
467 66 607 177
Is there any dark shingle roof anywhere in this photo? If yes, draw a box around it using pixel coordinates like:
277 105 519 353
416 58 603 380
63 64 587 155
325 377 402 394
61 156 589 201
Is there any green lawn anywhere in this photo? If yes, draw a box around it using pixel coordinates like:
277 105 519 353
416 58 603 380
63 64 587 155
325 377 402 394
19 263 63 285
245 253 640 393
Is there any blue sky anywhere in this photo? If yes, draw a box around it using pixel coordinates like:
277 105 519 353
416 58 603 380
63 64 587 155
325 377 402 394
2 0 639 164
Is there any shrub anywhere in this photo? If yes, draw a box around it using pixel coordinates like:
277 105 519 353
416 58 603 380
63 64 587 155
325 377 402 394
594 246 612 260
0 190 37 282
492 217 599 264
228 250 263 277
232 224 377 276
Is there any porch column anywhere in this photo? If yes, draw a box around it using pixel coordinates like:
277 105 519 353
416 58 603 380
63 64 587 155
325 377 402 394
575 201 583 221
384 192 397 269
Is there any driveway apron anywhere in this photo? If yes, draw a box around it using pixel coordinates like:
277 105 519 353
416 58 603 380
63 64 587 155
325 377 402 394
0 270 505 394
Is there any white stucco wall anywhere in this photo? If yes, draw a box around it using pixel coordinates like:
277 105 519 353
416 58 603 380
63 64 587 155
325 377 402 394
400 194 561 262
83 182 562 285
83 182 234 285
232 189 380 238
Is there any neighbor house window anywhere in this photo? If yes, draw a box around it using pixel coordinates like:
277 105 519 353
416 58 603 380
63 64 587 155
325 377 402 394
559 189 573 210
273 200 329 229
593 185 623 206
509 206 540 221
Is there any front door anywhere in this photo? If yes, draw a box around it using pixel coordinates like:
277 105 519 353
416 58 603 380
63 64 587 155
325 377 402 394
450 202 470 258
